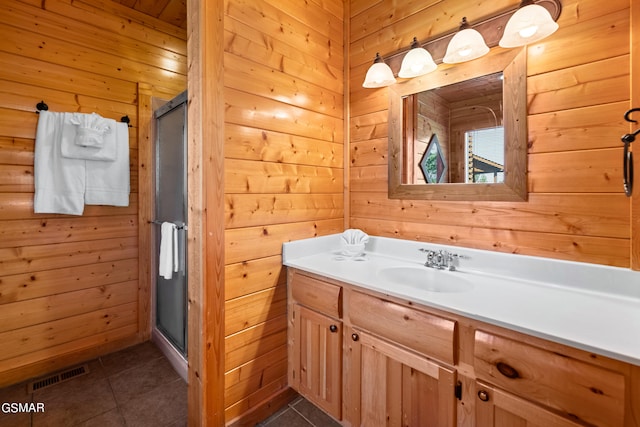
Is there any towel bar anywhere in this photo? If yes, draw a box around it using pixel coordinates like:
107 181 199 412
35 101 132 126
149 220 188 230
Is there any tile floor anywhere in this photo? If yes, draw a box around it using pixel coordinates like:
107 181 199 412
0 341 340 427
0 341 187 427
257 397 341 427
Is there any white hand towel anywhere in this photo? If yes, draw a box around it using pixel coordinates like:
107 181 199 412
70 112 111 148
33 111 86 215
84 122 130 207
159 222 177 280
61 113 117 161
173 226 179 274
341 229 369 245
339 229 369 257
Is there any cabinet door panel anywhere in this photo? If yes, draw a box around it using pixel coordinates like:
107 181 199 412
475 330 625 426
476 381 585 427
294 304 342 419
352 331 456 427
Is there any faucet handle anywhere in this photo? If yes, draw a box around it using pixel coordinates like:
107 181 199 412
419 248 436 267
446 252 469 271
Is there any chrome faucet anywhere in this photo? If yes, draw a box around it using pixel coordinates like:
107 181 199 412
419 248 463 271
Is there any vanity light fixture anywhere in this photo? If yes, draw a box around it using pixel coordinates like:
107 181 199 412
443 17 489 64
398 37 437 78
362 52 397 88
499 0 559 47
360 0 562 89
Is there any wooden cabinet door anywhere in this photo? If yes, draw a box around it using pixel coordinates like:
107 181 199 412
346 329 456 427
291 304 342 420
475 381 585 427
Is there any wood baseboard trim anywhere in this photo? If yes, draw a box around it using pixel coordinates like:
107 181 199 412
0 334 141 388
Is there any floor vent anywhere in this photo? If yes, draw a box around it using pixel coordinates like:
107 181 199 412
28 364 90 393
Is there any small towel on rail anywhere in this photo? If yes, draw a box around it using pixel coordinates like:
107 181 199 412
61 113 117 161
159 222 179 280
70 112 111 148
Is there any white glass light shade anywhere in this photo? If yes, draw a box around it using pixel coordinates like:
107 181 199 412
443 27 489 64
499 3 559 48
362 53 397 88
398 45 437 78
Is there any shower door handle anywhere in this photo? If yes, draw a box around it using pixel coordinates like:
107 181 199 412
177 226 188 276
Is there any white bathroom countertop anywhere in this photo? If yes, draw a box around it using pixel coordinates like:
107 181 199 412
282 234 640 366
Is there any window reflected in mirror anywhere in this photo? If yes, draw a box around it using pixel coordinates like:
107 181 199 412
419 134 447 183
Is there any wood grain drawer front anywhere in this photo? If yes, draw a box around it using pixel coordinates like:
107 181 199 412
349 290 456 365
474 330 625 427
475 381 585 427
291 273 342 319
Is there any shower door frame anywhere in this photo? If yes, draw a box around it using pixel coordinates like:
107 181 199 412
150 90 189 381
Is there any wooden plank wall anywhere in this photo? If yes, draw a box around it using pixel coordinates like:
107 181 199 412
222 0 345 423
0 0 186 386
349 0 633 268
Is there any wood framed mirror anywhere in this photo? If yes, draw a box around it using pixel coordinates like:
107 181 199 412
388 47 528 201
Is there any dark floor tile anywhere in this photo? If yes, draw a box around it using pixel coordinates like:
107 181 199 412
0 381 31 426
0 382 30 402
255 400 294 426
291 399 341 427
119 378 187 427
77 409 126 427
263 408 313 427
31 361 117 427
108 355 181 405
165 419 188 427
0 413 31 427
99 342 163 377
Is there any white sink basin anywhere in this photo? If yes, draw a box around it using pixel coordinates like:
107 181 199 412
378 266 474 293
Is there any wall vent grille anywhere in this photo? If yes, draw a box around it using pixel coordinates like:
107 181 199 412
28 364 90 393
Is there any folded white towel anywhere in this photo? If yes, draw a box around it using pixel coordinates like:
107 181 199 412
159 222 178 280
341 229 370 245
61 113 117 161
70 112 111 148
33 111 86 215
84 122 130 207
339 229 369 256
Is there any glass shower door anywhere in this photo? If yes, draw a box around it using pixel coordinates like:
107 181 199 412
154 91 187 356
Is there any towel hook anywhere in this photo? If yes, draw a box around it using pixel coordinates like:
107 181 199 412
36 100 49 113
624 108 640 124
621 108 638 197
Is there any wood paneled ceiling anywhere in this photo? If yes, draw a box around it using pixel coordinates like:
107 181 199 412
112 0 187 29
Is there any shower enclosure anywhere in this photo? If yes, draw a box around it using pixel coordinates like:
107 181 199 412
152 90 188 380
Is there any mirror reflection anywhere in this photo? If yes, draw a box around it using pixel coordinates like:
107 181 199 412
407 72 504 185
388 47 527 201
